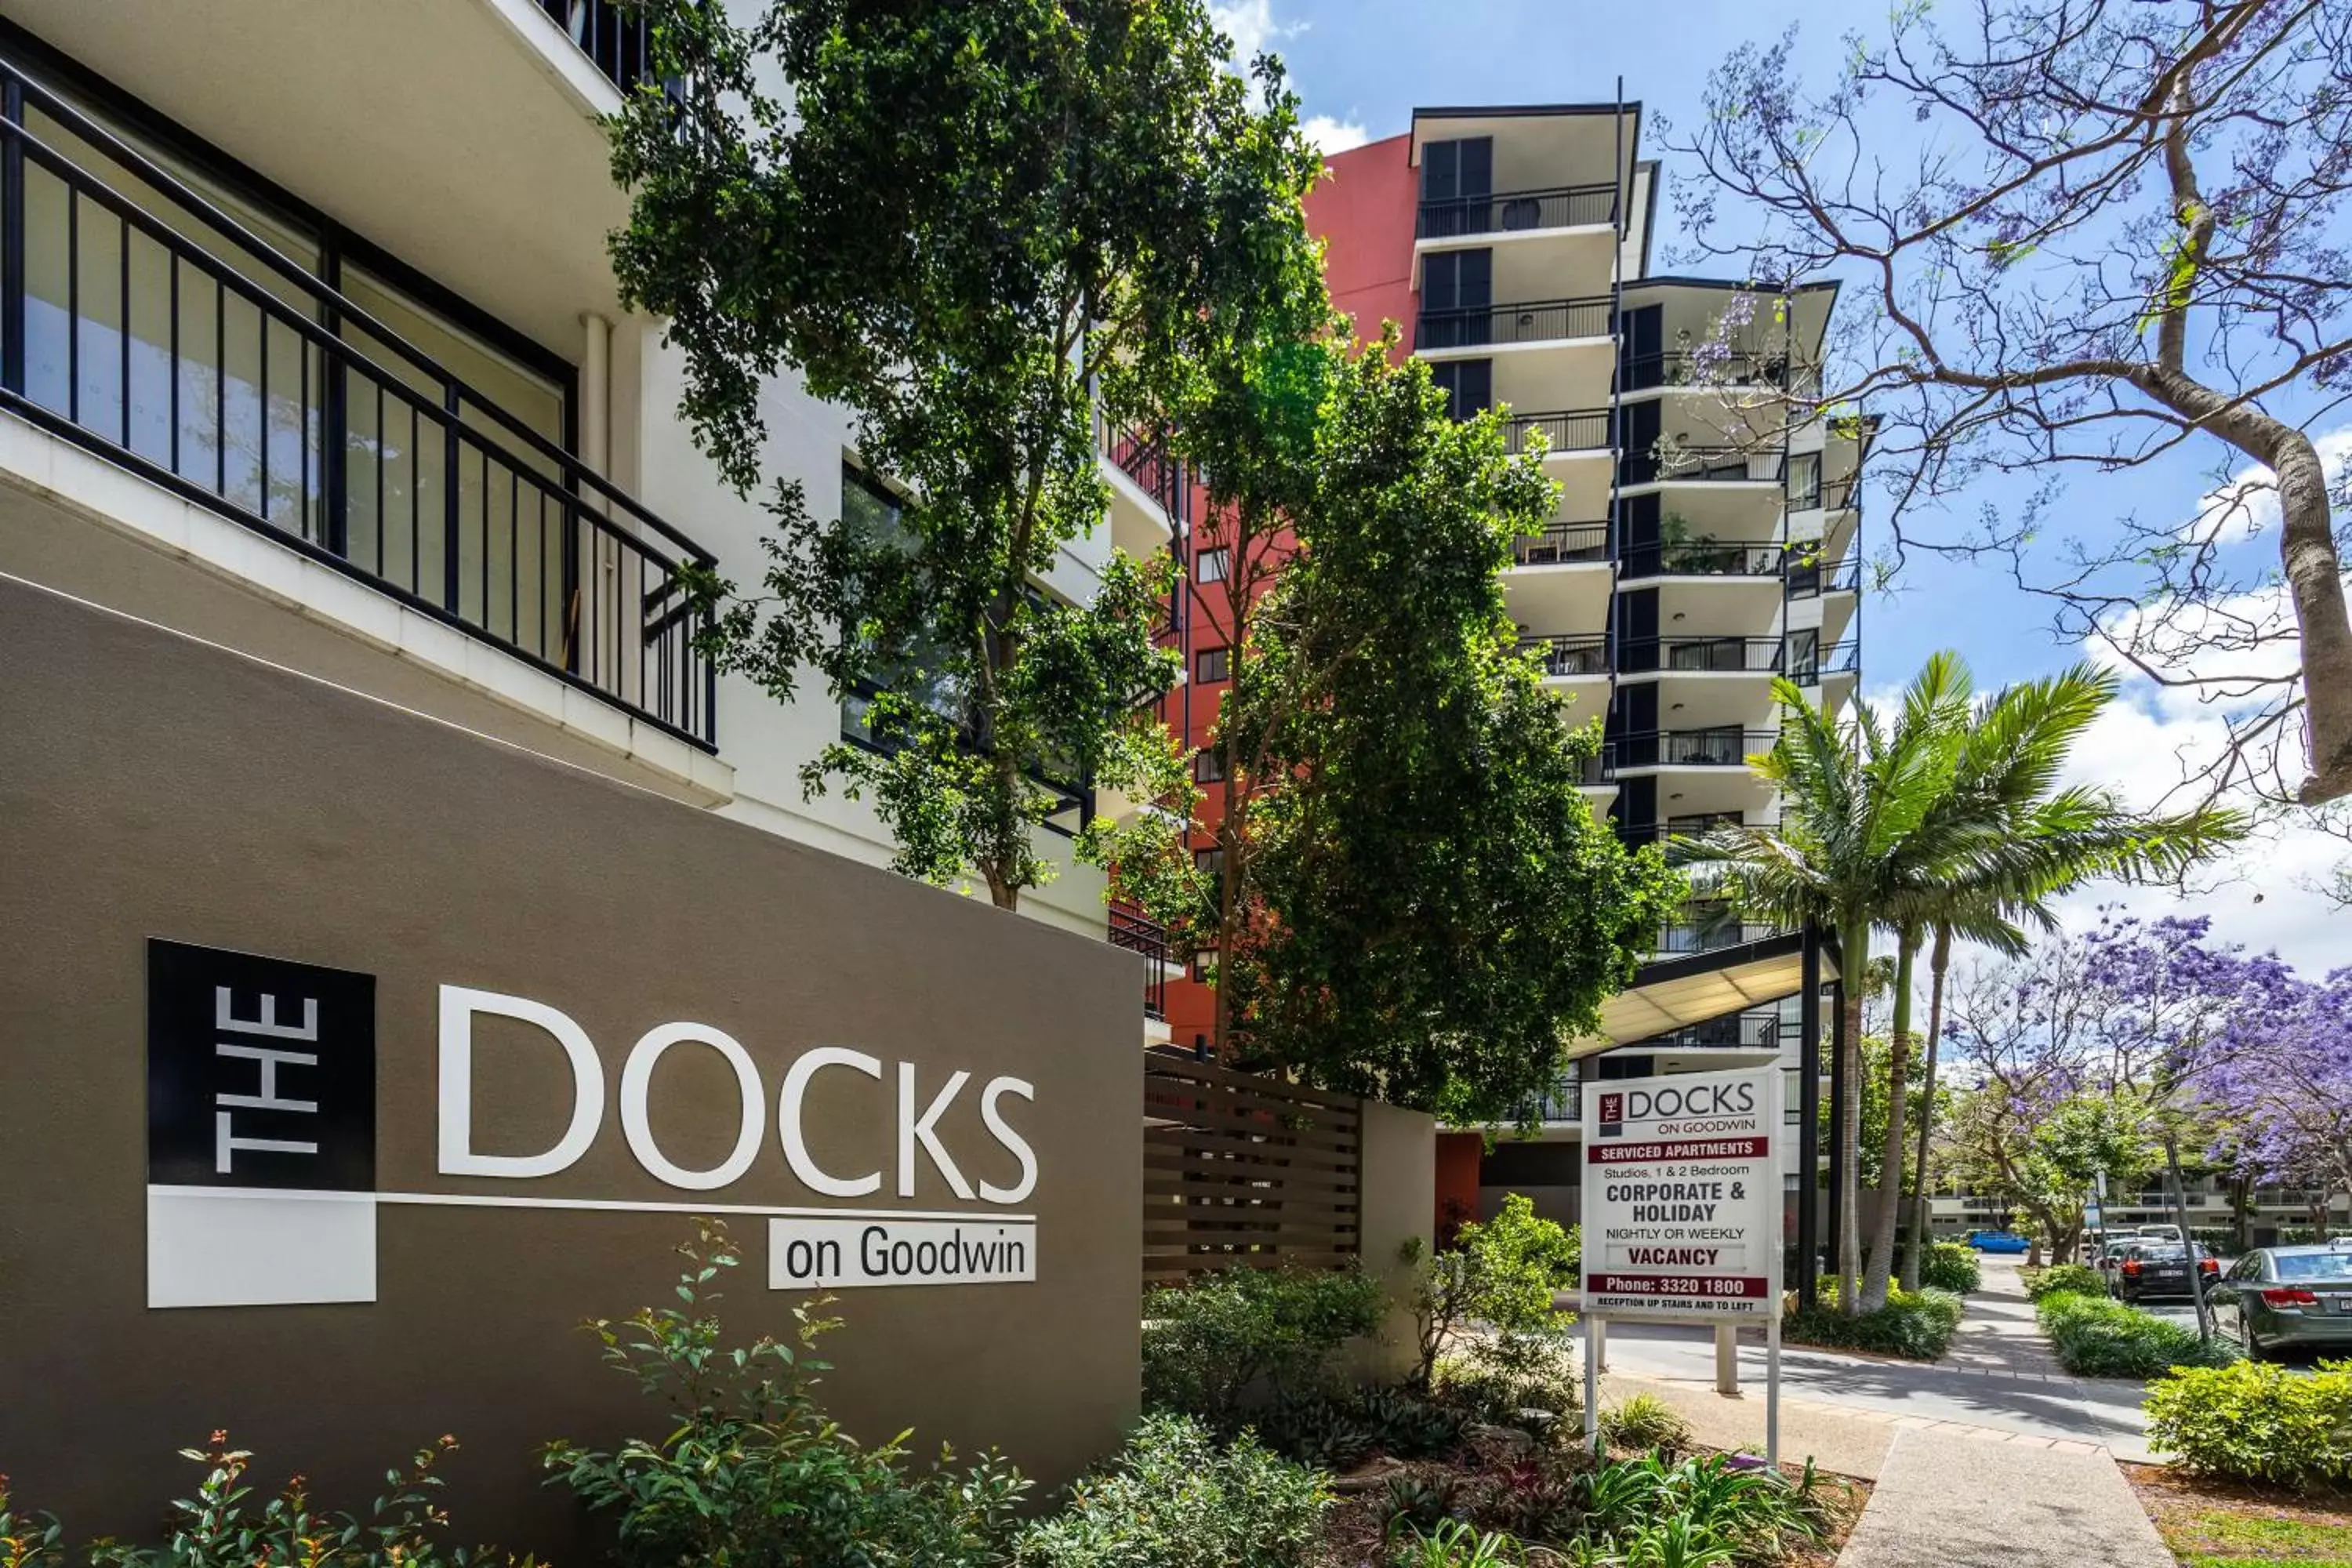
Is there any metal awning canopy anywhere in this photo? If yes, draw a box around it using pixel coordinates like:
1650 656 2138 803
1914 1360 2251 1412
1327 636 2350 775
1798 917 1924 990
1566 929 1844 1060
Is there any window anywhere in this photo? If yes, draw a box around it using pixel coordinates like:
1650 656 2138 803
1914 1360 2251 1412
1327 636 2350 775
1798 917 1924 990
1786 452 1822 510
1195 646 1230 684
1193 845 1225 880
1194 748 1227 783
838 466 965 749
1197 547 1229 583
1190 949 1218 983
1421 248 1494 314
1429 359 1494 422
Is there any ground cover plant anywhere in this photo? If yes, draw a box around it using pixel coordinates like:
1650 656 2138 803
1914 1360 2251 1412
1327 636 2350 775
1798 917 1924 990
2036 1287 2235 1380
1781 1279 1964 1360
2127 1459 2352 1568
1014 1414 1329 1568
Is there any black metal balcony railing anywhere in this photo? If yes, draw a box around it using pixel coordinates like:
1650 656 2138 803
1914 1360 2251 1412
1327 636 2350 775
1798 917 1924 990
1617 637 1784 675
1613 728 1777 769
1786 553 1862 599
1657 911 1788 955
1501 408 1613 456
1644 1008 1782 1052
1790 639 1861 684
1511 521 1611 566
1519 633 1611 678
1109 903 1171 1023
1418 296 1614 351
538 0 660 95
1102 418 1192 534
0 65 719 746
1529 1066 1585 1124
1618 543 1783 581
1617 812 1738 847
1416 183 1618 240
1619 350 1786 394
1621 446 1787 487
1581 743 1617 786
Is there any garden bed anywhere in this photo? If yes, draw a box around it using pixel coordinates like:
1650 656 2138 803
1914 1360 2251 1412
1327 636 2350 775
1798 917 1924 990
2125 1461 2352 1566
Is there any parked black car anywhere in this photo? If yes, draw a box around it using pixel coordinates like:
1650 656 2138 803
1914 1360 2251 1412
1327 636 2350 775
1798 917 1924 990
2114 1241 2219 1303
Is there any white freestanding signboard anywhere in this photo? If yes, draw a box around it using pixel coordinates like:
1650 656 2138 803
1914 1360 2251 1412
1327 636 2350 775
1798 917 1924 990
1580 1062 1785 1462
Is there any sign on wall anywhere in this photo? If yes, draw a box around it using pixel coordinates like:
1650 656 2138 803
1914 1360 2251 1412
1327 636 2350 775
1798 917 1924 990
1581 1064 1784 1320
144 940 1044 1309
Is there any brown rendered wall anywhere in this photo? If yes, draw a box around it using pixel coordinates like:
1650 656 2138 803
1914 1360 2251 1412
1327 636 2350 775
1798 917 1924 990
0 574 1142 1551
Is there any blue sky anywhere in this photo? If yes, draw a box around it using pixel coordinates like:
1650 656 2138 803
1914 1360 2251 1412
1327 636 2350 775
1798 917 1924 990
1218 0 2350 972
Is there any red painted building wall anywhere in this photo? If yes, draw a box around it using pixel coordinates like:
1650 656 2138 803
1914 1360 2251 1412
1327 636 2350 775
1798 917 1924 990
1153 136 1425 1047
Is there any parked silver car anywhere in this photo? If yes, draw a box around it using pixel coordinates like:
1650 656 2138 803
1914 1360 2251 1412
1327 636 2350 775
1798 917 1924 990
2206 1244 2352 1359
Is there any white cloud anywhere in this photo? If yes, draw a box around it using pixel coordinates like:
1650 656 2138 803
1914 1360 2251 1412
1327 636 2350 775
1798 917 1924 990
2049 683 2346 976
1303 114 1370 154
1210 1 1303 65
2179 423 2352 548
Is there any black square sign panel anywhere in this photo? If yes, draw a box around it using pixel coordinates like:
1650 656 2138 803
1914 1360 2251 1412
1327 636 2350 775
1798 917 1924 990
147 939 376 1192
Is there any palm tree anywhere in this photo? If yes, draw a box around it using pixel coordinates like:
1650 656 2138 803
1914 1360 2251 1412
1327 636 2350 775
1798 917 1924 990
1886 665 2244 1291
1683 656 2243 1315
1679 653 1974 1315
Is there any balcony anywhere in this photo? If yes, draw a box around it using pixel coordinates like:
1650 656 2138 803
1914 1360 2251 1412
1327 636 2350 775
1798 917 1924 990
1100 416 1190 557
1418 296 1613 352
1790 638 1861 684
1639 1008 1781 1053
1619 350 1787 394
1621 445 1786 488
1617 637 1784 676
534 0 659 95
1613 728 1777 770
1657 908 1788 956
1519 633 1611 680
1619 543 1782 583
0 67 720 746
1109 903 1171 1025
1511 521 1610 566
1501 408 1613 456
1786 552 1861 600
1417 183 1618 241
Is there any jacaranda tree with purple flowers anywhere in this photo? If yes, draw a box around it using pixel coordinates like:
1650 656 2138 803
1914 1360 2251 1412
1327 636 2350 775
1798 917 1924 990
2201 967 2352 1231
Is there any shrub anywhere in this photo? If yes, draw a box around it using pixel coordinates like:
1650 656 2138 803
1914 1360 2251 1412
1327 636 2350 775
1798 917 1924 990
1013 1414 1328 1568
2035 1291 2236 1378
2145 1359 2352 1490
12 1433 510 1568
2023 1263 2107 1302
1598 1394 1693 1457
1432 1329 1581 1428
1142 1264 1387 1427
1403 1196 1578 1388
1783 1280 1965 1359
1391 1520 1528 1568
1572 1453 1826 1563
544 1221 1027 1568
1918 1243 1982 1295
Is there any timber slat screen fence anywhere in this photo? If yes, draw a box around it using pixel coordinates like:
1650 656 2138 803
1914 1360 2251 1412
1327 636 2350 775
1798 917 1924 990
1142 1054 1363 1283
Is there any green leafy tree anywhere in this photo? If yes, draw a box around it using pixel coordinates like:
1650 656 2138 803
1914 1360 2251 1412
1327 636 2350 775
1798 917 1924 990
608 0 1318 908
1399 1195 1579 1388
1142 336 1680 1116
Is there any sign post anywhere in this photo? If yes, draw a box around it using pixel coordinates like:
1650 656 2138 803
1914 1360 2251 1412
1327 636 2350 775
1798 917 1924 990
1580 1063 1786 1468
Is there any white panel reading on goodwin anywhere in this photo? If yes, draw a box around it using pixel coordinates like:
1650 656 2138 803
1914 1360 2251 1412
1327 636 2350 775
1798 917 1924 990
769 1217 1036 1289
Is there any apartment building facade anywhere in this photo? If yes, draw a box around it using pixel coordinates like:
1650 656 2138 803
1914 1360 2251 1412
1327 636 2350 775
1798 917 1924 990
1144 102 1866 1235
0 5 1181 1026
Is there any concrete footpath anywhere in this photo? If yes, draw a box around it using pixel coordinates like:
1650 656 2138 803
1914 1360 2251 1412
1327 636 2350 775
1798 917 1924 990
1837 1427 2172 1567
1584 1258 2154 1463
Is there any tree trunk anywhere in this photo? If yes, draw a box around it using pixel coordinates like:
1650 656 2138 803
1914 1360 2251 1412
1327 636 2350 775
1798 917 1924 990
2136 376 2352 804
1863 931 1918 1309
1900 924 1952 1292
1837 921 1869 1315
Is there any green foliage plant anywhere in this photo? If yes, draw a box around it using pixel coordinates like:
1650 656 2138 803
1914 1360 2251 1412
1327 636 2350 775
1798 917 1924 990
1392 1520 1528 1568
2035 1291 2236 1379
608 0 1319 910
543 1221 1027 1568
1012 1414 1328 1568
1783 1279 1965 1359
1156 331 1681 1103
1917 1242 1982 1294
56 1433 521 1568
1401 1196 1578 1388
2023 1263 2107 1302
1598 1396 1695 1458
1139 1264 1386 1428
2145 1360 2352 1490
